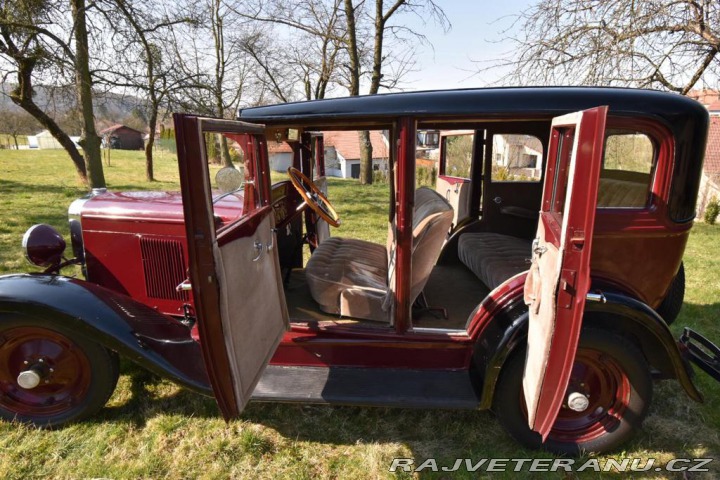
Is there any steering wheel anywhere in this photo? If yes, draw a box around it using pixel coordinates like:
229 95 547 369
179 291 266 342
287 167 341 227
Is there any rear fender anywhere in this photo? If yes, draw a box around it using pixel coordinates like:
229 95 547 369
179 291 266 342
0 274 211 395
473 287 702 409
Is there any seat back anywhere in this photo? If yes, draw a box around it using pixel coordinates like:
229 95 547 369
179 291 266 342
386 187 454 312
409 188 454 302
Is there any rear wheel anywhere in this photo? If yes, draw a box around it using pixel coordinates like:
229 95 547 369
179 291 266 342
493 328 652 455
0 318 119 427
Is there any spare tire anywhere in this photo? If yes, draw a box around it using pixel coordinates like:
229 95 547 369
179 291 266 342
655 262 685 325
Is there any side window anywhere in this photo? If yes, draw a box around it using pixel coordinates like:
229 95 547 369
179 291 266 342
598 129 655 208
550 129 575 218
491 134 543 182
441 133 474 179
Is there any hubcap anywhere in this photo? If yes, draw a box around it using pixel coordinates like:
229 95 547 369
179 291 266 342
17 369 42 389
566 391 590 412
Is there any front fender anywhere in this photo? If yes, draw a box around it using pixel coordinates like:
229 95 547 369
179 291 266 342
0 274 211 395
473 289 702 409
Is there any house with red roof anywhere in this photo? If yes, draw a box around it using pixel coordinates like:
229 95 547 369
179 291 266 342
698 115 720 217
268 130 390 179
323 130 389 179
686 90 720 217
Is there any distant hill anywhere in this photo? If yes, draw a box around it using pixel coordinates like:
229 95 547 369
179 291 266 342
0 83 146 130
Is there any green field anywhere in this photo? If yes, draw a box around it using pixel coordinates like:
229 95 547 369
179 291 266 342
0 148 719 478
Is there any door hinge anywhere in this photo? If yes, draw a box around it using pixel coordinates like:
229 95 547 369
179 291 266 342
558 269 577 309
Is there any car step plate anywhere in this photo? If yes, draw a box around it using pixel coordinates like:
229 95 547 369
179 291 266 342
680 327 720 383
252 365 480 409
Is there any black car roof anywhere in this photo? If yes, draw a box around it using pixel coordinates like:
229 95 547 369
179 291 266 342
238 86 707 125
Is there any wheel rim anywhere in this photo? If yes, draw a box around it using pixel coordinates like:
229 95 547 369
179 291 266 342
0 327 91 418
548 348 631 443
519 347 631 443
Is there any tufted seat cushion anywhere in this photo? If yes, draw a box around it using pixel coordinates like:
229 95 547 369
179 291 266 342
305 237 389 321
305 187 453 322
458 233 532 290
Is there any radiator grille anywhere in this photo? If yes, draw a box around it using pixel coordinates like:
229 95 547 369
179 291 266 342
140 237 189 301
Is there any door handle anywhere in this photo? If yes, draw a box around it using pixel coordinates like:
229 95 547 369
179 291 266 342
266 228 277 252
252 241 264 262
531 238 547 256
176 279 192 292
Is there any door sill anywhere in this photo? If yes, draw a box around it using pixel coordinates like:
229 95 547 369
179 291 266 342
252 365 479 409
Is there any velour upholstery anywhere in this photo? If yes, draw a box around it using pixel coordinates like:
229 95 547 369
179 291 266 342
597 177 648 208
305 237 389 321
458 233 532 290
305 187 453 322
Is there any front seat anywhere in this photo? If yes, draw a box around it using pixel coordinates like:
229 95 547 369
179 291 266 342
305 187 453 322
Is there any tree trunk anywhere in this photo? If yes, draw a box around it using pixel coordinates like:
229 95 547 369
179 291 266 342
358 130 373 184
145 107 157 181
343 0 361 96
72 0 105 189
220 136 233 168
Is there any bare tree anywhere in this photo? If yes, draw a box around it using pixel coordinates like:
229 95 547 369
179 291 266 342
0 0 90 183
345 0 449 184
95 0 194 180
494 0 720 93
0 109 40 148
168 0 260 165
240 0 449 184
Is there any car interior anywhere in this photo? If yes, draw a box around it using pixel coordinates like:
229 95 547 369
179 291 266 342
213 118 657 334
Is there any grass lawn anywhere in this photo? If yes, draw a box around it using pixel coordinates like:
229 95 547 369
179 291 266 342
0 148 719 478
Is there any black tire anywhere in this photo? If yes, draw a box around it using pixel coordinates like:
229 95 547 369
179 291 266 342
0 317 119 427
655 262 685 325
493 328 652 455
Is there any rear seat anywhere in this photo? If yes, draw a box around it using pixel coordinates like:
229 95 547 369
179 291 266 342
458 233 532 290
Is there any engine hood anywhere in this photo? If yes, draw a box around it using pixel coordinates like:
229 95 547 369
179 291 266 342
78 190 244 224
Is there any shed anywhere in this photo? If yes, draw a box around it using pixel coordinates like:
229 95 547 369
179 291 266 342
99 124 144 150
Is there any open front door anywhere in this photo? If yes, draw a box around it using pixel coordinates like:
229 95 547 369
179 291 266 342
174 114 289 419
522 107 607 440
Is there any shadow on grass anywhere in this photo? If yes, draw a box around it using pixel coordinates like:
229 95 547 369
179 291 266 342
87 302 720 472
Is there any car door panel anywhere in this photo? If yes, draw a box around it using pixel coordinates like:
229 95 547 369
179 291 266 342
522 107 608 440
214 207 288 410
174 114 289 418
436 175 471 228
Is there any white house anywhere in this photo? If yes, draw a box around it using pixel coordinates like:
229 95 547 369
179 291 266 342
267 130 390 179
492 134 543 179
323 130 389 179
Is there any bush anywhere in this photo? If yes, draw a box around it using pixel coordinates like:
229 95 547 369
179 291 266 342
417 166 436 188
705 196 720 225
372 169 388 184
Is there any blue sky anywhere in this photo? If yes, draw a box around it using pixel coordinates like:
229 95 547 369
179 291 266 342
399 0 532 91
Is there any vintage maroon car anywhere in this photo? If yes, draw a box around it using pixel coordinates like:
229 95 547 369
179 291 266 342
2 87 719 455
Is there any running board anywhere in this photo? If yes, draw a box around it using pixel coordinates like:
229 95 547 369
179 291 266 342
252 365 480 409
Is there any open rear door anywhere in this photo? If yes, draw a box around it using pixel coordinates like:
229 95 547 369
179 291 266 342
174 114 289 419
522 107 607 440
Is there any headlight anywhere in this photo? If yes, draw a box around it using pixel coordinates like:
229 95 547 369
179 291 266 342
22 224 66 267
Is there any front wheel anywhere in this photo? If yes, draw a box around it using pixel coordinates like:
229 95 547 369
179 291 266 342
493 328 652 455
0 318 119 427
